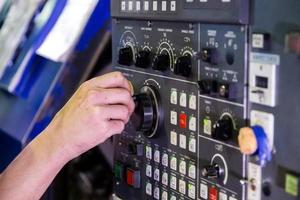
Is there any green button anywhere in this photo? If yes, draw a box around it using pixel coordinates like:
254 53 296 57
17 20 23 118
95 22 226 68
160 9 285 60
114 163 123 180
285 173 299 197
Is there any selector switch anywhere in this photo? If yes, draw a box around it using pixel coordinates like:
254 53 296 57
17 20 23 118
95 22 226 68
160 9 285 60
119 46 134 66
212 114 234 141
153 53 170 71
200 48 219 64
198 79 218 95
174 55 192 77
135 50 152 68
201 163 224 179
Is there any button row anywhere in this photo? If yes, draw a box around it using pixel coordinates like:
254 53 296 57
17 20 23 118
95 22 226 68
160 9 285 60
121 1 177 12
170 111 197 131
146 179 196 199
170 89 197 110
145 159 196 180
200 183 238 200
170 131 196 152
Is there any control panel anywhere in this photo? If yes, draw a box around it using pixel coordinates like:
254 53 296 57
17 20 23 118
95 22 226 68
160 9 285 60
112 1 300 200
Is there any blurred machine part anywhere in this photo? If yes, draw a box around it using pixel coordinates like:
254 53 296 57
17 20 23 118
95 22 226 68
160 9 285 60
0 0 111 174
111 0 300 200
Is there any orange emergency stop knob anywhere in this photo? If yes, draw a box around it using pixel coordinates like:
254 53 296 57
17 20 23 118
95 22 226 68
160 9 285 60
238 127 258 155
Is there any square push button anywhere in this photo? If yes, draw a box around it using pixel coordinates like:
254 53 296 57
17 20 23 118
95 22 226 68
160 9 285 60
285 173 299 197
179 113 187 129
171 111 177 125
114 162 123 180
209 187 218 200
146 182 152 196
170 89 178 105
126 168 140 188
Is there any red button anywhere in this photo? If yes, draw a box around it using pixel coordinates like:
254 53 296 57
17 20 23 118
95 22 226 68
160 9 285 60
126 169 134 186
179 113 187 128
209 187 218 200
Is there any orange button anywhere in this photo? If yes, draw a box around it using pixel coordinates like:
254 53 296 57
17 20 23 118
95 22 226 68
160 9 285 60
179 113 187 129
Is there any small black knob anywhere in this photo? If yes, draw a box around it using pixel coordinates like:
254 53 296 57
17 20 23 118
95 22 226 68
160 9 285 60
198 80 218 95
118 47 133 66
153 53 169 71
200 48 219 64
135 50 152 68
212 115 234 141
202 163 223 179
218 83 229 98
174 55 192 77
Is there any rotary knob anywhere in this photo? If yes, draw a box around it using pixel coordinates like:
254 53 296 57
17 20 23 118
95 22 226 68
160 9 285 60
200 48 219 65
153 53 170 71
212 114 234 141
201 163 224 179
174 55 192 77
118 46 134 66
135 50 152 68
132 85 161 138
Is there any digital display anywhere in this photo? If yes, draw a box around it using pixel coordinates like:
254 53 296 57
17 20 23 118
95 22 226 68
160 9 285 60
255 76 268 89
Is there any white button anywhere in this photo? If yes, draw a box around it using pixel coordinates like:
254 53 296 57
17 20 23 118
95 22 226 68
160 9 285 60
170 195 176 200
146 165 152 178
170 89 178 105
162 172 168 186
189 116 196 131
180 93 187 107
170 1 176 11
252 33 264 49
153 1 158 11
170 157 177 171
162 153 169 167
170 111 177 125
144 1 149 11
154 168 160 182
146 146 152 159
219 192 228 200
170 131 177 146
188 184 196 199
189 94 197 110
154 187 160 200
203 118 212 135
179 160 186 175
189 138 196 153
179 180 186 195
170 175 177 190
161 191 168 200
229 197 237 200
128 1 133 11
154 150 160 163
121 1 126 11
179 134 187 149
162 1 167 11
136 1 141 11
200 183 208 199
188 164 196 179
146 182 152 196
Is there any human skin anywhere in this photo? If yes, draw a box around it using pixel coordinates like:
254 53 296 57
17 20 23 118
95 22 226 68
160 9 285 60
0 72 135 200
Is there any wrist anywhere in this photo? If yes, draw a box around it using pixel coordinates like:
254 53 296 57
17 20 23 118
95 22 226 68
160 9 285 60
34 118 72 167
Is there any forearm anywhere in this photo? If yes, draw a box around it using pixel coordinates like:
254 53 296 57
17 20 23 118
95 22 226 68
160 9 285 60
0 121 70 200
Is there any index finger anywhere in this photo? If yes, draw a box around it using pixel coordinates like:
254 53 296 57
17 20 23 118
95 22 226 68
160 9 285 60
88 72 133 95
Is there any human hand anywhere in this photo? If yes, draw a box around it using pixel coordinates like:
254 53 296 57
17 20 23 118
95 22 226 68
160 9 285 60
46 72 135 161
